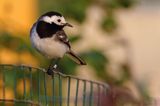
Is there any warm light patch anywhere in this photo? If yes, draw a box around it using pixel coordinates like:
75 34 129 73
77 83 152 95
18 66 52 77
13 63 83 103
0 48 19 64
0 0 37 34
0 88 14 99
17 79 30 96
0 48 38 66
19 52 38 66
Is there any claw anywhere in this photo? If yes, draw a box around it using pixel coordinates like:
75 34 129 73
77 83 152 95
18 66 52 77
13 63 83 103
47 64 57 75
47 68 53 75
47 58 60 75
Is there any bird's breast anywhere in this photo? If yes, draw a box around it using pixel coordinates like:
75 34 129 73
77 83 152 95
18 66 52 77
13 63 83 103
30 26 69 59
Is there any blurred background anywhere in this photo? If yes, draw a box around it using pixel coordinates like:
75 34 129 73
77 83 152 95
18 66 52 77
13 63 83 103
0 0 160 105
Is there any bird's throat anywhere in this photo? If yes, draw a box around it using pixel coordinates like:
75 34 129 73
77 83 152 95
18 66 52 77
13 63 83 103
36 21 63 38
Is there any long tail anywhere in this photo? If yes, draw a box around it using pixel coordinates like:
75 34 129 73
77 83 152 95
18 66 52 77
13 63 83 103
67 50 86 65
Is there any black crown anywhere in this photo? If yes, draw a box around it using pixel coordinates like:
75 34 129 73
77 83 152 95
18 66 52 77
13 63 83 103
42 11 62 17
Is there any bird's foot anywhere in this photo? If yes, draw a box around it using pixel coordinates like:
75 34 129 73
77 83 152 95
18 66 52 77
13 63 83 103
47 64 57 75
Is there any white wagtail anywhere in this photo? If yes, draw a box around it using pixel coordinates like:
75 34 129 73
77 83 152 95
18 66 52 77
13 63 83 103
30 11 86 75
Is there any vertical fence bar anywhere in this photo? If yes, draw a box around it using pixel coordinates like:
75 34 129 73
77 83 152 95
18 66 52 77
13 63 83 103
38 70 41 104
97 84 100 106
2 66 5 106
29 67 33 105
100 85 102 106
13 67 17 106
75 79 79 106
83 81 86 106
22 66 26 102
52 73 55 106
58 74 62 106
103 85 107 96
89 82 93 106
44 73 48 105
67 77 71 106
105 87 108 96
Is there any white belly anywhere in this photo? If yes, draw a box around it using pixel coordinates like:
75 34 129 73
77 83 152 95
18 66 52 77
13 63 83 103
30 25 69 59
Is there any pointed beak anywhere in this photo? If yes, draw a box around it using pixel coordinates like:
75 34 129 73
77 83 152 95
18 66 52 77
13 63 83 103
64 23 73 27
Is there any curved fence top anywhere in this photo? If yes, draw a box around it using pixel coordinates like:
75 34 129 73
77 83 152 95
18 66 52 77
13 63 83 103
0 64 109 106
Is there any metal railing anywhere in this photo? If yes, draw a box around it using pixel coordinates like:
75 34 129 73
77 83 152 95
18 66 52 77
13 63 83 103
0 64 109 106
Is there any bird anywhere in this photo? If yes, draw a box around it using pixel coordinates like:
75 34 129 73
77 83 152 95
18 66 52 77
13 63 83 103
30 11 86 75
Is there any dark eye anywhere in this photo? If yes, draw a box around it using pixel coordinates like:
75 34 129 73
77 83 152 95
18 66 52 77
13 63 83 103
57 19 61 22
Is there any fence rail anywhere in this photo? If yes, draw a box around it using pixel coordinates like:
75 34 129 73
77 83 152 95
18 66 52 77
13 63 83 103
0 64 109 106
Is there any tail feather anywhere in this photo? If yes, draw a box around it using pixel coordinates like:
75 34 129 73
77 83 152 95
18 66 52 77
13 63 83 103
67 50 86 65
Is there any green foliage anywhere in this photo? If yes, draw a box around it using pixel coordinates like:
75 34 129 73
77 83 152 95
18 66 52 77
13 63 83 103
0 33 51 67
38 0 134 32
81 50 108 79
69 35 81 43
137 82 152 104
118 0 135 8
58 55 77 74
98 0 134 33
114 64 132 85
58 50 110 77
82 50 107 71
106 0 135 8
38 0 90 23
107 0 120 9
101 15 117 33
0 33 34 53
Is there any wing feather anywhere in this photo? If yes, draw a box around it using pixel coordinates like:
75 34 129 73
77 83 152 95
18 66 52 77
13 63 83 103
55 30 71 48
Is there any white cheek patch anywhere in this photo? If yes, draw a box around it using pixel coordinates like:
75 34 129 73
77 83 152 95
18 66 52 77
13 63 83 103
60 17 66 24
51 16 66 25
42 16 67 25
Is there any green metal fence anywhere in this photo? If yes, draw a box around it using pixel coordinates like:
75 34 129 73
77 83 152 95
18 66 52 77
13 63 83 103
0 64 109 106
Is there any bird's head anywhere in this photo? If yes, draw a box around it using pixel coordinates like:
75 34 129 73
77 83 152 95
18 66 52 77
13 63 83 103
39 11 73 28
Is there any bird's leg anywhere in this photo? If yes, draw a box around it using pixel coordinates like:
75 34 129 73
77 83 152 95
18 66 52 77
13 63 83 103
47 58 60 75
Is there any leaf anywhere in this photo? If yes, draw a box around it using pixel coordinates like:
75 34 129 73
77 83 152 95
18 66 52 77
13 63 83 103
118 0 135 8
69 35 81 43
101 15 117 33
0 33 36 53
81 50 109 79
38 0 91 23
58 55 77 75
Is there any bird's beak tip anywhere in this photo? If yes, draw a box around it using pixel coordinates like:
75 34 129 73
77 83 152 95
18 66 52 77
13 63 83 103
64 23 73 27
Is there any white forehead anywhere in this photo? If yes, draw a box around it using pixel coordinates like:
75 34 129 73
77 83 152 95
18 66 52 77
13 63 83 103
41 15 66 24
